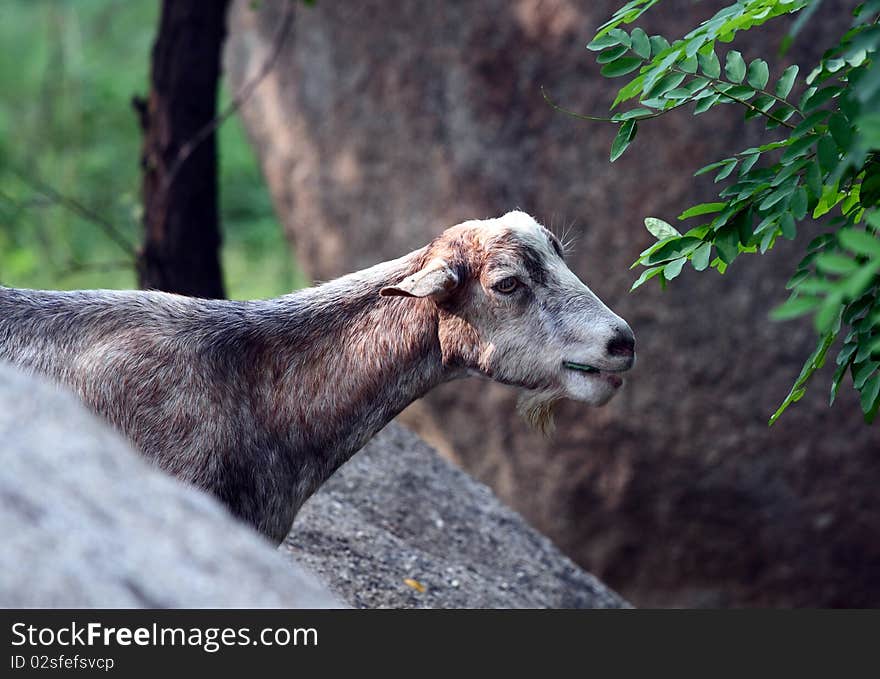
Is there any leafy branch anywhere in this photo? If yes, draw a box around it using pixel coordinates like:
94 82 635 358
565 0 880 423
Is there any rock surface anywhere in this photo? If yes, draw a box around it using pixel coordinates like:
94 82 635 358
286 423 626 608
0 363 624 608
227 0 880 606
0 364 339 608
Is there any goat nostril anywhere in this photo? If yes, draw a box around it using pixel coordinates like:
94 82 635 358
606 326 635 358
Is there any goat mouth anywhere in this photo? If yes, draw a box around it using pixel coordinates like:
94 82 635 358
563 361 600 374
563 361 626 389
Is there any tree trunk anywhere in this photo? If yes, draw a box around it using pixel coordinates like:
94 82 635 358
135 0 229 299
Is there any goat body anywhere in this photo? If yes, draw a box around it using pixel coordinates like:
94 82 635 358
0 251 444 542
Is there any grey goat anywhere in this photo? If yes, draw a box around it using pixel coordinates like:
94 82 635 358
0 211 634 542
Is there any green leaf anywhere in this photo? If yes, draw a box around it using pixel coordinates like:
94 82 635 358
858 112 880 148
861 165 880 207
766 105 796 128
630 265 664 291
775 65 799 98
664 257 686 280
792 110 831 138
601 56 644 78
747 59 769 89
844 262 880 299
719 84 756 102
798 86 817 110
791 186 808 219
828 112 853 150
610 120 638 162
605 27 632 48
693 93 721 114
786 269 811 290
691 242 712 271
770 328 838 426
645 72 687 98
597 45 631 63
587 33 625 51
678 202 726 220
860 374 880 416
740 152 761 175
813 183 844 219
598 27 632 50
644 216 681 240
682 226 711 241
780 212 797 240
854 361 879 390
694 158 733 177
806 161 822 200
754 213 780 234
759 184 796 211
839 229 880 258
679 55 699 74
639 96 668 109
841 184 862 217
714 223 740 264
802 85 842 112
649 34 670 56
698 48 721 78
745 95 775 120
665 88 696 100
611 108 654 121
630 27 651 59
830 359 848 406
817 135 839 175
725 50 746 83
780 135 816 164
770 294 821 320
715 159 738 182
815 252 859 275
644 236 703 264
684 77 710 95
815 296 844 334
771 158 810 189
613 73 647 108
837 341 857 367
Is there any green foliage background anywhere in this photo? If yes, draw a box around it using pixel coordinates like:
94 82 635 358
0 0 305 299
579 0 880 423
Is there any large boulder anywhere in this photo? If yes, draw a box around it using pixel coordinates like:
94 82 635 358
0 363 624 608
0 364 339 608
226 0 880 606
286 424 625 608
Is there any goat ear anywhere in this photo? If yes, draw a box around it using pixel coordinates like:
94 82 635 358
380 259 459 298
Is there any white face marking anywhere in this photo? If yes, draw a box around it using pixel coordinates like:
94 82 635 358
451 211 635 408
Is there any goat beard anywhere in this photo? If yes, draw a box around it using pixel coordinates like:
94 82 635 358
517 389 562 436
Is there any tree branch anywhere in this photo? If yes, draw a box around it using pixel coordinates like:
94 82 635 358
541 86 692 123
708 83 798 130
10 168 136 257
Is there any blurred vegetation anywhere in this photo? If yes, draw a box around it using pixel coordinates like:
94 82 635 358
0 0 306 299
578 0 880 422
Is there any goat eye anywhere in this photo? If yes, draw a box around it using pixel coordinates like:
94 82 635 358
493 277 519 294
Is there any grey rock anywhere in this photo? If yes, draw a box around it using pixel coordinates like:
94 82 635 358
0 363 623 608
0 363 341 608
287 423 628 608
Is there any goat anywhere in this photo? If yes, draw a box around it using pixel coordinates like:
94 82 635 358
0 211 635 543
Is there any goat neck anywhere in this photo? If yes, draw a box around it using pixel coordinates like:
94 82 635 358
257 249 448 500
